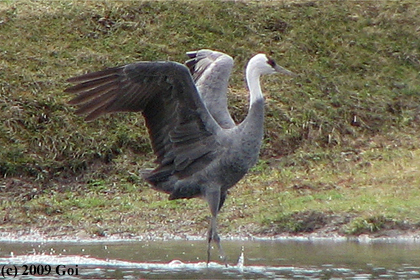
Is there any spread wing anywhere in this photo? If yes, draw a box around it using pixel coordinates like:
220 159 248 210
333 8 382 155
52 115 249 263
185 50 236 129
65 61 222 194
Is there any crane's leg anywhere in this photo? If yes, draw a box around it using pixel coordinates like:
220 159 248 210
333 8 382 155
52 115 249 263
205 189 227 266
207 214 227 266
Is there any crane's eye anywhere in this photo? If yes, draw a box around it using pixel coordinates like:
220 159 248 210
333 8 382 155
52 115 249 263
267 57 276 68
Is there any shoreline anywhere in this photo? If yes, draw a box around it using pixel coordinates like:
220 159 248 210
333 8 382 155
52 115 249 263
2 229 420 244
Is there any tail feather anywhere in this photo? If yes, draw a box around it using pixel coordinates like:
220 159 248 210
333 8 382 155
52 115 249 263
141 168 175 195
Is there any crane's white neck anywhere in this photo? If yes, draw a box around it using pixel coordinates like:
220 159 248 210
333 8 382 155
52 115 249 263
246 62 264 106
241 56 265 133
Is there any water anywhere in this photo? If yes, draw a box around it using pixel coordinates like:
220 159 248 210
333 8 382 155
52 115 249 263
1 238 420 279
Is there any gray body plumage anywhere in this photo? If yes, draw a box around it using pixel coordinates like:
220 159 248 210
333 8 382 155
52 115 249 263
65 49 293 264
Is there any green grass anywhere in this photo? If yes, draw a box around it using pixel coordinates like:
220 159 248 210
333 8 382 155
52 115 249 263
1 0 420 238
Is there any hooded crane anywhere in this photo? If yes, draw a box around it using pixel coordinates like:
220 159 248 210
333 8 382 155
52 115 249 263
65 49 295 264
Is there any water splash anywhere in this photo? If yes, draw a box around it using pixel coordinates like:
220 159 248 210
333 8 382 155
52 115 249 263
236 245 244 272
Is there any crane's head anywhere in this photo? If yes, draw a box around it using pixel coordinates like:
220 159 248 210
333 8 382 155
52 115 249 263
249 53 296 77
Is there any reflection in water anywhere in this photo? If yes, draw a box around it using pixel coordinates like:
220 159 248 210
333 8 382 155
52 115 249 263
1 239 420 279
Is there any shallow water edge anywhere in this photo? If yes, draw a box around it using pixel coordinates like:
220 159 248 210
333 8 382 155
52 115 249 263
2 237 420 279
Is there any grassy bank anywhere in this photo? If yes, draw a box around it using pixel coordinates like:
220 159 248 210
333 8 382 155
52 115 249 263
1 0 420 238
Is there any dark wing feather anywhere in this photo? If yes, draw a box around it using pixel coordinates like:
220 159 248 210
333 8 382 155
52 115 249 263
65 61 221 196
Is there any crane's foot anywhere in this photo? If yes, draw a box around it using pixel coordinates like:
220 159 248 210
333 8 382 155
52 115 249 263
207 227 227 267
